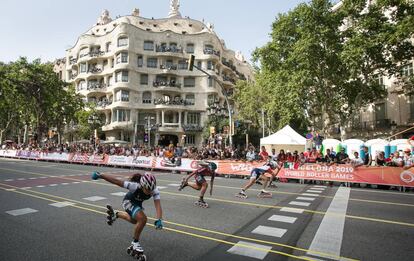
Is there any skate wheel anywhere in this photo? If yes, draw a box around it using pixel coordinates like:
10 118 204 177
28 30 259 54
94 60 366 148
127 248 132 255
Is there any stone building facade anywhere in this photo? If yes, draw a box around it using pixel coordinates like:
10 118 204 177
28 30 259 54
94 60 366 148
55 3 253 147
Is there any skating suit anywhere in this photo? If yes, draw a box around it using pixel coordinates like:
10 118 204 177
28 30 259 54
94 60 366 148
250 165 272 180
122 181 160 218
194 167 215 185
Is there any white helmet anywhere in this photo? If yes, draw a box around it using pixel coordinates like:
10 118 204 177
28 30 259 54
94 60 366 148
140 173 156 191
268 161 277 169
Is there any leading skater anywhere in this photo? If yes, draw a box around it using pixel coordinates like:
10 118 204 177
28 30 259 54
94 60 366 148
178 161 217 207
237 161 279 198
91 171 163 258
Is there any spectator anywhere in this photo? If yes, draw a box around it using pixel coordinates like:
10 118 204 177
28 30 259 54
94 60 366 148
389 151 403 167
259 146 269 161
335 148 349 164
270 148 277 161
324 148 336 164
351 151 364 167
375 151 386 166
277 149 286 162
362 146 372 166
403 148 414 169
246 147 256 162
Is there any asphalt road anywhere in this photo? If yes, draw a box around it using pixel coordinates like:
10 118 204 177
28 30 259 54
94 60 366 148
0 157 413 261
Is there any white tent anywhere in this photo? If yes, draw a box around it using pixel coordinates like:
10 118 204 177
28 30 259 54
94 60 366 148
260 125 306 153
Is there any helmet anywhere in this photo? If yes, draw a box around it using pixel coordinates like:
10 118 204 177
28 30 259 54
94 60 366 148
208 162 217 171
268 161 277 169
140 173 156 191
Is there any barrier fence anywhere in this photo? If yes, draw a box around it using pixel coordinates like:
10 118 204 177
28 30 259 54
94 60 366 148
1 150 413 188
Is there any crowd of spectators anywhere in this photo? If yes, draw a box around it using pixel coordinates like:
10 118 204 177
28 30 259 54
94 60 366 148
2 141 414 169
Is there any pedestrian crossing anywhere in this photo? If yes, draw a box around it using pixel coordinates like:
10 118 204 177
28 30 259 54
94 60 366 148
227 185 327 260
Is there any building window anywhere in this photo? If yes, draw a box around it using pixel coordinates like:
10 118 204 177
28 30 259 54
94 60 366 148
187 113 200 125
401 63 413 77
116 52 128 64
117 36 128 47
186 43 194 53
147 58 157 68
80 63 87 73
185 134 196 145
144 41 154 51
79 47 89 58
197 60 202 68
207 60 215 70
140 74 148 85
208 94 217 105
115 71 128 82
77 80 86 91
178 60 188 70
108 76 113 86
137 55 143 67
184 77 195 87
410 94 414 120
375 103 386 121
106 42 112 52
115 90 129 102
142 92 152 104
114 109 130 122
185 94 195 105
208 77 214 87
205 44 214 52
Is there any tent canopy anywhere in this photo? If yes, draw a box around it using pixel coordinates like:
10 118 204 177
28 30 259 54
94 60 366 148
260 125 306 152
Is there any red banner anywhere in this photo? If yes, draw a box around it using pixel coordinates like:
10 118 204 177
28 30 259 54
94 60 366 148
278 164 414 187
216 161 265 176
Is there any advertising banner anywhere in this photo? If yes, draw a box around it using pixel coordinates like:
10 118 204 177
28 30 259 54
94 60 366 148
278 164 414 187
0 150 17 157
41 152 69 161
108 155 132 166
16 150 40 159
216 161 265 176
68 153 90 163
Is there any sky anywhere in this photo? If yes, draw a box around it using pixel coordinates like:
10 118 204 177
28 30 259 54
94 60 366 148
0 0 305 63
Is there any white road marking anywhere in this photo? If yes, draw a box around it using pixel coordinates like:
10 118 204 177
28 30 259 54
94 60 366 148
289 201 311 207
6 208 38 216
49 201 75 208
83 196 106 202
72 182 80 184
5 179 14 181
61 183 69 185
268 214 297 224
168 183 181 187
227 240 272 260
296 197 315 201
49 184 57 187
21 187 32 190
29 177 37 180
17 178 25 180
157 186 167 189
111 192 127 197
301 193 319 197
307 187 350 260
252 225 287 238
307 190 322 193
310 187 325 191
36 185 45 188
313 185 327 188
5 188 16 191
280 207 305 214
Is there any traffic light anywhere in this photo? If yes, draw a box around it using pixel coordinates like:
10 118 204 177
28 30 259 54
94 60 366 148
188 55 195 71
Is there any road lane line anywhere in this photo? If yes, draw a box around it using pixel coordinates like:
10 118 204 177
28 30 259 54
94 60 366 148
307 186 350 260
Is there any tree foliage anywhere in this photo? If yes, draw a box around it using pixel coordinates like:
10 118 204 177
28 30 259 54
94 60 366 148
236 0 414 136
0 57 83 143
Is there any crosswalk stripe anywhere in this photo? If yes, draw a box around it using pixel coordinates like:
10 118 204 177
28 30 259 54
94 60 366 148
268 214 297 224
227 241 272 260
289 201 311 207
252 225 287 238
280 207 305 214
296 197 315 201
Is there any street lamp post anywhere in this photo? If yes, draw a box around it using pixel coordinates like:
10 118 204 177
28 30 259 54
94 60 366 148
88 115 100 148
145 116 155 147
188 57 233 147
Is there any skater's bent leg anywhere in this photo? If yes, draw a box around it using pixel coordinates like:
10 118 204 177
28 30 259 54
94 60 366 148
187 182 202 190
200 182 208 197
117 211 137 224
133 211 147 241
242 178 256 191
261 176 270 190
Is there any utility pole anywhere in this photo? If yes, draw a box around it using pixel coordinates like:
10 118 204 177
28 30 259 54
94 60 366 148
188 55 233 147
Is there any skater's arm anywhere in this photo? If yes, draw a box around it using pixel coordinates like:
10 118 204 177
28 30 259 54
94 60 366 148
185 171 196 182
154 199 163 220
99 174 124 187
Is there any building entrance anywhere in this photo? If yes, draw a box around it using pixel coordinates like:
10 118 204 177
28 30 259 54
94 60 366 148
158 134 179 147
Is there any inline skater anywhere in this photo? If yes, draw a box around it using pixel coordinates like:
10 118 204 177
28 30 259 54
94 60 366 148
91 171 163 260
237 161 279 198
178 161 217 208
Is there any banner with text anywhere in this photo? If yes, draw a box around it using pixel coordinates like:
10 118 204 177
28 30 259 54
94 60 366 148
278 164 414 187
